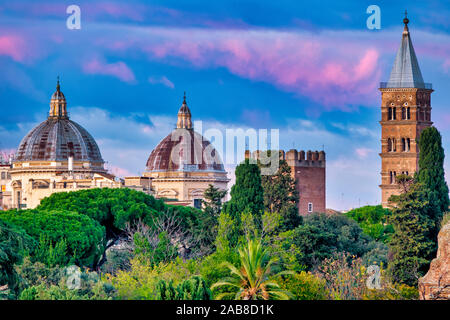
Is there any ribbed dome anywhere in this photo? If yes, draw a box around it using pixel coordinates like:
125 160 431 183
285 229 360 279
15 118 104 162
146 129 225 172
14 79 103 163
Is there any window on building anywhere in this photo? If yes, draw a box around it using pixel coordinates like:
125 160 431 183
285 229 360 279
193 199 202 209
402 107 406 120
390 171 393 184
407 107 410 119
387 138 392 152
388 107 393 120
401 138 406 152
406 138 410 152
308 202 313 213
393 107 396 120
392 138 396 152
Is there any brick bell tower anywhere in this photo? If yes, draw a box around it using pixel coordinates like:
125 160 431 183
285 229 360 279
379 13 433 207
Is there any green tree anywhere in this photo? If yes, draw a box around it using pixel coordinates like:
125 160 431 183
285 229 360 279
271 213 387 271
0 220 34 296
387 183 438 286
211 238 292 300
0 209 105 268
345 205 394 243
417 127 449 227
156 276 212 300
203 184 227 217
260 158 301 231
223 159 264 218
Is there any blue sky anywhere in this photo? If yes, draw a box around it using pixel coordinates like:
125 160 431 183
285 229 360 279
0 0 450 210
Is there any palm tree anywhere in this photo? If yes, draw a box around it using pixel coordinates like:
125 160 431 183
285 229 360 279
211 238 292 300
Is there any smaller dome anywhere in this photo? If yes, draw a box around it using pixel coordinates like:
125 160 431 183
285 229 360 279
146 129 225 172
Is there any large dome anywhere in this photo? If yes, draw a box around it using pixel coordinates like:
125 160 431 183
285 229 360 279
15 118 103 162
14 80 103 163
146 129 225 172
146 94 225 173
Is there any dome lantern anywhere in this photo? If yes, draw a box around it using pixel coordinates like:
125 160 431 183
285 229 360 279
176 92 192 129
49 76 68 119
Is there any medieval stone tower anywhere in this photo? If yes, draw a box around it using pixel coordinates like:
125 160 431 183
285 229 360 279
245 149 326 215
379 15 433 207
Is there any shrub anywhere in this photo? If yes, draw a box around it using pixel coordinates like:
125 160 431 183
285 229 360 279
0 220 35 296
0 209 105 268
345 205 393 243
156 276 212 300
278 272 327 300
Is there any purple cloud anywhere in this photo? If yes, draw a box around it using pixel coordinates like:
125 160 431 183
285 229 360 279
82 58 136 83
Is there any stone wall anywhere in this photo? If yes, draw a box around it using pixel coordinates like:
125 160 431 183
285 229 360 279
418 221 450 300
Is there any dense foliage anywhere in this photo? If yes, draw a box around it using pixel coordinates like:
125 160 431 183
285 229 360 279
272 213 388 271
0 220 34 296
223 159 264 218
260 159 301 231
38 188 166 230
156 276 212 300
387 183 438 286
345 205 394 243
211 238 292 300
0 209 105 268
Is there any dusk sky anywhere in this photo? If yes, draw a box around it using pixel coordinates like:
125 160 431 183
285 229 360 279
1 0 450 210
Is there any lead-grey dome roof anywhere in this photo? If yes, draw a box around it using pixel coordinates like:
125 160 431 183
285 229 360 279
15 118 104 162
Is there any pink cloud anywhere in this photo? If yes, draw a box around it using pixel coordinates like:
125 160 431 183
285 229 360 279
131 29 382 108
0 35 26 62
82 58 136 83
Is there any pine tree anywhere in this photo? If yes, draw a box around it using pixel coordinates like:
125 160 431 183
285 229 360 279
387 183 439 286
417 126 449 220
260 159 301 230
203 184 227 217
223 159 264 218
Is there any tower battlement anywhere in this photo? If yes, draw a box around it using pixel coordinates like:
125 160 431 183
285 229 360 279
244 149 326 168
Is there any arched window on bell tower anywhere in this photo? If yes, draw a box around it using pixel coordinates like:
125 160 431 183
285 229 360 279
387 138 392 152
406 107 410 119
402 107 406 119
406 138 410 152
401 138 406 151
393 107 397 120
388 107 393 120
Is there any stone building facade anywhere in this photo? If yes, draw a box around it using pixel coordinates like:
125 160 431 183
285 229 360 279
245 149 326 215
379 16 433 207
144 94 229 208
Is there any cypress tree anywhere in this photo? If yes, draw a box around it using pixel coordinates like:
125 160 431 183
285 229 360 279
387 183 438 286
260 159 301 230
417 126 449 218
223 159 264 218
